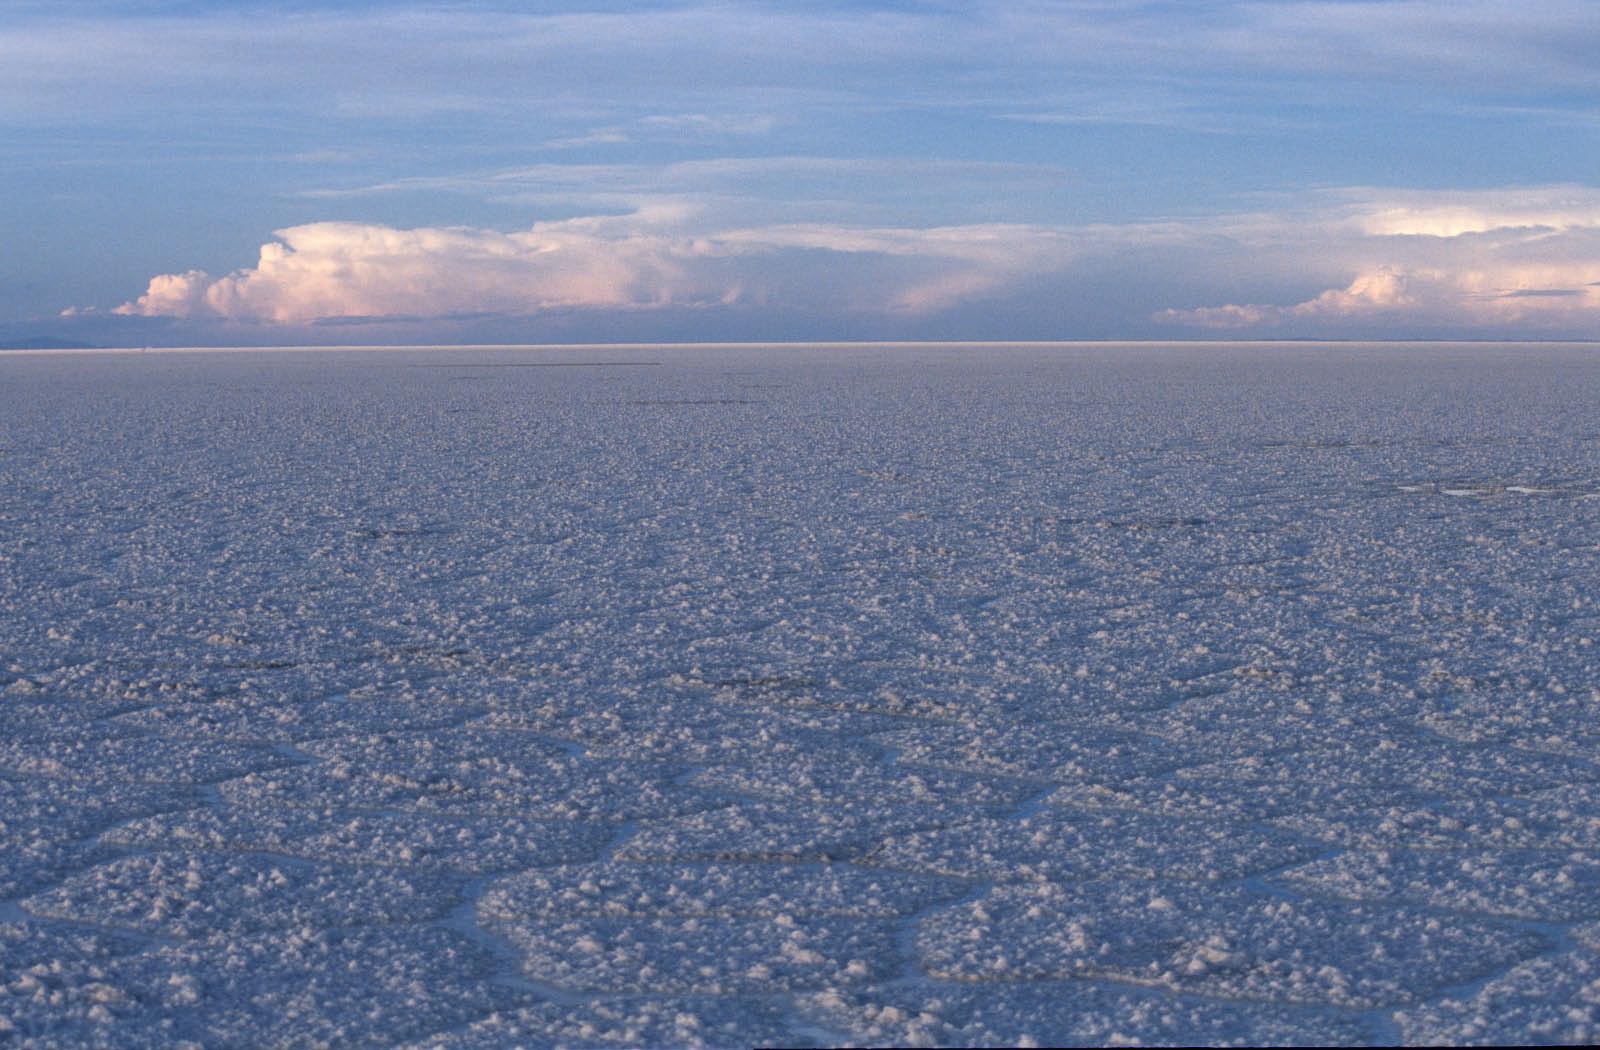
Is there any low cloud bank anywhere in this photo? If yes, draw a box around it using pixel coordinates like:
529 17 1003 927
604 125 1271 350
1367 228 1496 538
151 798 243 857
1159 187 1600 334
109 186 1600 336
1164 264 1600 331
116 217 744 323
113 214 1077 324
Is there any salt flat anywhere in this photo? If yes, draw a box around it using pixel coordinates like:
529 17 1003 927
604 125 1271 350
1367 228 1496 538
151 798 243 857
3 342 1599 1047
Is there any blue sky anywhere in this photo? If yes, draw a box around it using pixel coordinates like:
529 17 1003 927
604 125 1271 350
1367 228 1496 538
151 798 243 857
4 1 1598 345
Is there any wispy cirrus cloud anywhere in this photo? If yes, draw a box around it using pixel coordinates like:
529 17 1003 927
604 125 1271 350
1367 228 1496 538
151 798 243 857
544 113 779 150
5 3 1596 125
294 154 1080 234
1331 185 1600 237
299 156 1072 201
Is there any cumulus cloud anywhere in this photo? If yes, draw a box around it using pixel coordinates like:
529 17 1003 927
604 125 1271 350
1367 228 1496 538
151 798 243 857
1158 187 1600 334
113 270 213 319
106 185 1600 336
118 220 721 323
112 212 1082 325
1166 265 1600 331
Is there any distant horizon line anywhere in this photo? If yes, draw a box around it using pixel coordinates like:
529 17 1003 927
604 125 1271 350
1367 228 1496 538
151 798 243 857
7 338 1600 356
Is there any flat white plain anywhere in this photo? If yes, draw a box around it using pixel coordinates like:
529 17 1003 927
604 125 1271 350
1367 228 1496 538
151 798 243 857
3 343 1599 1047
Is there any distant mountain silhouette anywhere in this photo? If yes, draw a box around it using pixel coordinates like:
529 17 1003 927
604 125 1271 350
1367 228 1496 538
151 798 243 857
0 336 103 350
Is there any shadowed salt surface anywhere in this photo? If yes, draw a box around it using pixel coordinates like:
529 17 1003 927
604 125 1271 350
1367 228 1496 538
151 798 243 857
3 342 1599 1046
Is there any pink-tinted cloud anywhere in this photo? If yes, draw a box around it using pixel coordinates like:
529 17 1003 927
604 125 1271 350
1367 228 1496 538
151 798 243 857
111 214 1083 325
1158 188 1600 333
113 269 213 319
1164 268 1418 327
1163 265 1600 331
117 219 738 323
106 186 1600 336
